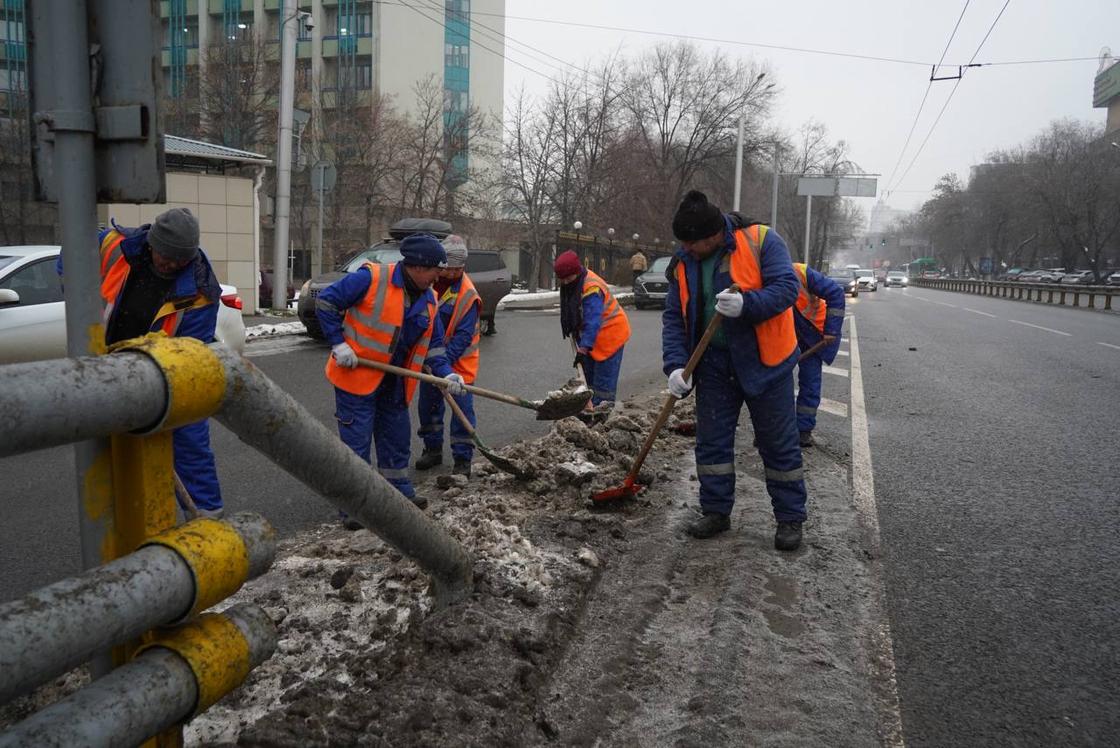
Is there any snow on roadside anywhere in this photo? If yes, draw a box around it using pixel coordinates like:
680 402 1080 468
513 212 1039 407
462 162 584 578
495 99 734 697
244 321 306 339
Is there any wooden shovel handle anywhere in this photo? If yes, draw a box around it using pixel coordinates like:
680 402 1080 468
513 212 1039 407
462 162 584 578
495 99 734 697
354 358 537 411
623 283 741 484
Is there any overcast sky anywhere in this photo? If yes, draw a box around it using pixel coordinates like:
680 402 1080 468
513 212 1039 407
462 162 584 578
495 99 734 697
499 0 1119 213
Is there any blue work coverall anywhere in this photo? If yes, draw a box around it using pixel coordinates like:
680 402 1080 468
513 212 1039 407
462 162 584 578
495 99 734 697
662 215 808 522
794 267 846 434
576 289 625 406
61 223 225 512
417 280 479 461
316 264 453 499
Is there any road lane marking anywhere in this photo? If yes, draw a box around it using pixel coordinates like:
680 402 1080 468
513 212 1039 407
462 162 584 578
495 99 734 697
823 365 849 378
835 349 850 357
1007 319 1071 336
1098 341 1120 351
818 397 849 418
848 317 906 747
930 300 958 308
963 307 997 318
908 295 932 302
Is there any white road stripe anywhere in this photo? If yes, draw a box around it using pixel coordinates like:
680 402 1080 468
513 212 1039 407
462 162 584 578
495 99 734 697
1097 341 1120 351
909 295 932 302
823 365 849 378
835 349 850 357
1007 319 1071 336
963 307 997 318
818 397 849 418
930 300 958 308
848 317 906 747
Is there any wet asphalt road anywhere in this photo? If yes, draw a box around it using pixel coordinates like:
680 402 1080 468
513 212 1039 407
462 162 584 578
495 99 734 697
854 286 1120 746
0 306 668 603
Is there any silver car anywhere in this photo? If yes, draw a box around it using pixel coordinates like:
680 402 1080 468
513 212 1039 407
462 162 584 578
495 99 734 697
0 245 246 365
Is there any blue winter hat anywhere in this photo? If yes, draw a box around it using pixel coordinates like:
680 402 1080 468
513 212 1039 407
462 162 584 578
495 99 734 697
399 233 447 267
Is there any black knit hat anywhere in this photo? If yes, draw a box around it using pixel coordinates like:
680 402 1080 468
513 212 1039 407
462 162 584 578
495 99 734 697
672 190 724 241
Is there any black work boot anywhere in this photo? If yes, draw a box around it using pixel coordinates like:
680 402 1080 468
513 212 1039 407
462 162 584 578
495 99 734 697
686 512 731 539
415 447 443 470
409 494 429 510
774 521 803 551
452 458 472 478
339 512 363 531
799 431 815 448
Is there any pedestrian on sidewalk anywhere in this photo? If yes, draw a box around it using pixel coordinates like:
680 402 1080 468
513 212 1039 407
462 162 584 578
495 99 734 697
629 248 648 284
316 233 465 527
791 262 845 447
554 250 631 410
662 190 808 550
60 208 227 517
415 235 482 478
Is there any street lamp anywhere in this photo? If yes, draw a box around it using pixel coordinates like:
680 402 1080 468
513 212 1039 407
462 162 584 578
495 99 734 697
632 233 640 242
732 74 776 213
270 1 314 311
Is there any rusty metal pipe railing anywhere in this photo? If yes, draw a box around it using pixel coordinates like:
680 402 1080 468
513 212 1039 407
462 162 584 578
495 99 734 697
0 604 275 748
0 513 276 705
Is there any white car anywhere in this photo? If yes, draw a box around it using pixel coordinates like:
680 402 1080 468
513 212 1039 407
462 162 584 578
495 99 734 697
855 269 878 292
0 245 246 365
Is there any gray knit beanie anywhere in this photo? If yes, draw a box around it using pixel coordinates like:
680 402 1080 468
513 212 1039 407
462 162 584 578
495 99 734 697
442 235 468 268
148 208 200 263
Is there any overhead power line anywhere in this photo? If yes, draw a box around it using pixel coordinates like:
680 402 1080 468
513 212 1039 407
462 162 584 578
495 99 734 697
888 0 1012 195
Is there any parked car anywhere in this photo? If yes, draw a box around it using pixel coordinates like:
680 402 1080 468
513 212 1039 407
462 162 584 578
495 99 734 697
296 218 511 338
1038 268 1066 283
826 270 858 297
855 269 878 292
259 270 296 308
886 271 908 287
1017 269 1044 283
0 245 246 365
1107 271 1120 286
1059 270 1096 285
633 256 673 309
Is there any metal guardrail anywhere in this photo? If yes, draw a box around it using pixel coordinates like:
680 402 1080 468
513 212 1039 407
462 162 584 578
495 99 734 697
911 278 1119 311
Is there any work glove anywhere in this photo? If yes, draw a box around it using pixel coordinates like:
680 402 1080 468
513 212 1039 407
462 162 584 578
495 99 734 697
572 348 591 369
715 288 744 318
668 368 693 398
331 342 358 368
444 372 466 396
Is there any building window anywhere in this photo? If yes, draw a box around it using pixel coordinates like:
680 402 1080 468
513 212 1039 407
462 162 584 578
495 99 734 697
445 43 468 68
0 19 25 44
163 19 199 48
355 61 372 89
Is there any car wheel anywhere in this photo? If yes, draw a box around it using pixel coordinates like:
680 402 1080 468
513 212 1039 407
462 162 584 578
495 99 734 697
482 314 497 336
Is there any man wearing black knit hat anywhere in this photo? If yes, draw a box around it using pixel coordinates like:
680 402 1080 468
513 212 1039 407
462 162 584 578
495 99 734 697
662 190 808 550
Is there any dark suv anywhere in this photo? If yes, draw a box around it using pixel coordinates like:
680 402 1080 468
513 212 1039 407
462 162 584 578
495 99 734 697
633 256 673 309
296 218 510 338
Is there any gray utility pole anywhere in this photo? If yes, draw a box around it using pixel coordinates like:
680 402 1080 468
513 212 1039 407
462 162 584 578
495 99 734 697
271 0 302 311
733 111 745 213
803 195 813 266
770 145 781 227
311 161 336 277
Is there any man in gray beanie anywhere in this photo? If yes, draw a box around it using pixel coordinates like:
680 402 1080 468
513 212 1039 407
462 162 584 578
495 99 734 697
415 234 482 476
82 207 226 516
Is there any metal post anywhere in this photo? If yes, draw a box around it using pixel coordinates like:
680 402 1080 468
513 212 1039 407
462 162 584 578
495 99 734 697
733 109 745 213
317 164 325 279
770 145 780 227
271 0 298 311
35 3 116 684
803 195 812 265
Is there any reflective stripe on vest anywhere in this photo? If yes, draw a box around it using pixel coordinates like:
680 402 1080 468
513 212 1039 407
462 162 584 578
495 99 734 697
444 274 481 383
793 263 827 333
674 224 797 367
325 262 437 400
582 269 631 362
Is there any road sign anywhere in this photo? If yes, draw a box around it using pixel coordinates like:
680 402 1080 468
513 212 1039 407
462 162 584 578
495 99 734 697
979 257 994 274
311 161 337 193
797 176 877 198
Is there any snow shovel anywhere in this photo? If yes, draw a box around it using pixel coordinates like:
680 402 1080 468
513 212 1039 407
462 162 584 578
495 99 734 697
353 358 591 420
591 284 740 503
436 385 532 481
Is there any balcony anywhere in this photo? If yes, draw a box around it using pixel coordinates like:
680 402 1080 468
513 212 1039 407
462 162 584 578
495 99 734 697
321 35 372 57
159 0 200 18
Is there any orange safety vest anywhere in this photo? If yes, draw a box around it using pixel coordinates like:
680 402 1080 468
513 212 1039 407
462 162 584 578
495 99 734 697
442 273 481 383
793 263 827 333
98 229 210 338
674 224 797 367
582 269 631 361
325 262 437 400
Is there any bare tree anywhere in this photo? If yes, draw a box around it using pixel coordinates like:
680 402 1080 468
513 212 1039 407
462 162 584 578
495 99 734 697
198 37 280 151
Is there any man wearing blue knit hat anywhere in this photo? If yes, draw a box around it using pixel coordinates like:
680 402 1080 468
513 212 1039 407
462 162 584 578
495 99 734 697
316 232 464 527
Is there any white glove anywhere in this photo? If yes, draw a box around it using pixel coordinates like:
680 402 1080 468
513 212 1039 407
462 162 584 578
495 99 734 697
444 372 466 396
668 368 692 398
715 288 744 318
332 342 358 368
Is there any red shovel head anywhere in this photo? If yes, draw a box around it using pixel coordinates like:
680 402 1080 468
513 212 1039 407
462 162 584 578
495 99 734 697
591 476 644 503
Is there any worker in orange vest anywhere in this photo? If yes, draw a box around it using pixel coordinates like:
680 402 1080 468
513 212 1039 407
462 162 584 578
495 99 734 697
663 190 807 550
415 235 482 477
316 233 465 527
554 250 631 409
791 262 845 447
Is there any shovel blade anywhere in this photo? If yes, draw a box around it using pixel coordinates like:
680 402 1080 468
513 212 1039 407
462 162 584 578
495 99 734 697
591 479 643 503
534 388 593 420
